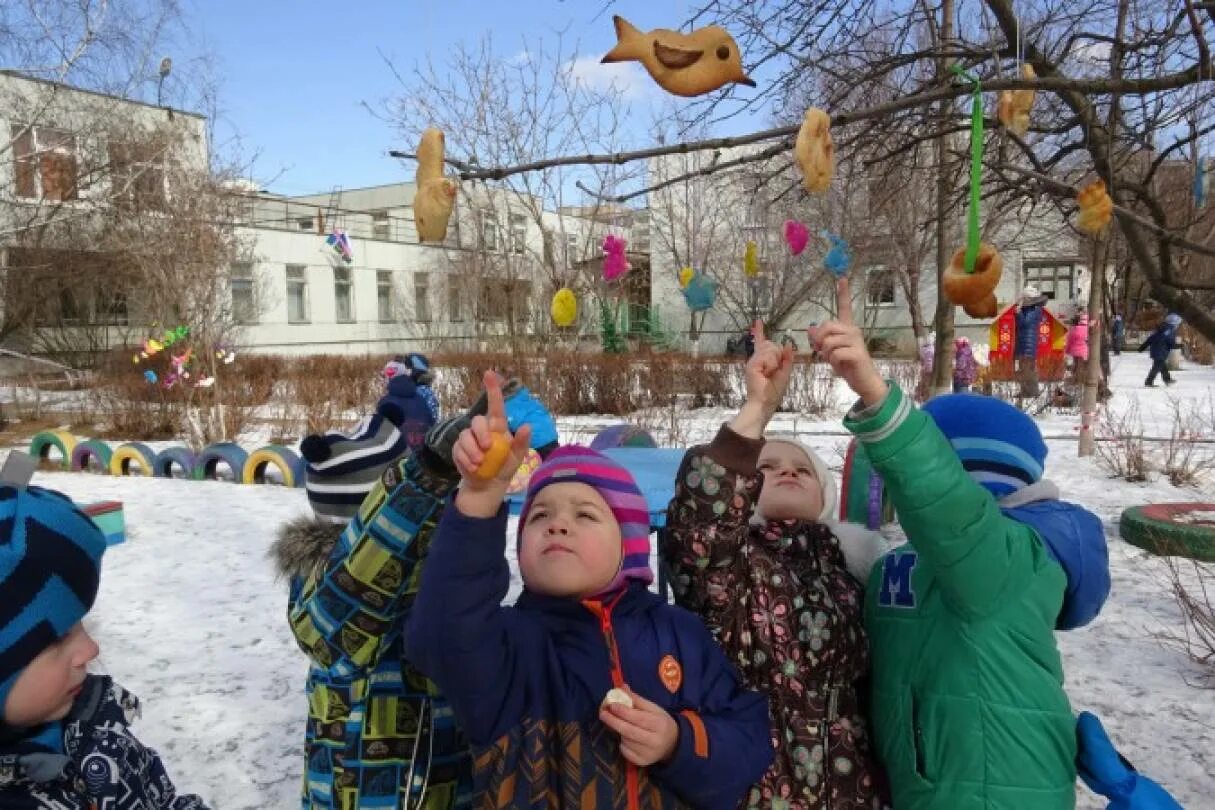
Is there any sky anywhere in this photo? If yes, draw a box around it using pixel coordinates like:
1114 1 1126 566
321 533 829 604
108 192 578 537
178 0 770 197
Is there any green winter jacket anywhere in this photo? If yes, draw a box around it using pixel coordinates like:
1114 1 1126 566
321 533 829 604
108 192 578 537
845 384 1076 810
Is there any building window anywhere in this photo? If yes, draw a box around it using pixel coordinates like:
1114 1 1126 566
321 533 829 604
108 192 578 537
632 214 650 252
377 270 394 322
1024 261 1076 302
448 280 463 322
108 141 166 209
334 267 354 322
12 124 78 201
510 213 527 254
867 266 896 306
97 289 130 326
297 216 314 232
478 278 531 323
287 264 310 323
565 231 578 260
414 272 431 323
482 212 498 251
372 210 391 240
230 263 257 324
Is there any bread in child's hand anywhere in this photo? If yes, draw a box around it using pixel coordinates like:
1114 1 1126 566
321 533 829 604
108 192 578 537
472 433 511 480
601 688 634 710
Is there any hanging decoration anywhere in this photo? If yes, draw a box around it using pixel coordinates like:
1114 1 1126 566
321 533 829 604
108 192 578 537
1075 179 1113 235
325 228 353 264
599 15 755 98
602 234 630 282
678 266 695 288
821 231 852 278
997 64 1036 137
550 287 578 327
682 271 717 312
941 66 1004 317
413 127 459 243
743 240 759 277
783 220 810 256
795 107 834 193
131 326 233 390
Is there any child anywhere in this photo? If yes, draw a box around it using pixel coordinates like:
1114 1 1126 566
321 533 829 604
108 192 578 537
407 374 774 809
1138 315 1179 387
663 326 887 809
952 336 978 393
1065 312 1090 376
380 354 438 451
0 475 209 809
385 353 441 423
809 278 1110 810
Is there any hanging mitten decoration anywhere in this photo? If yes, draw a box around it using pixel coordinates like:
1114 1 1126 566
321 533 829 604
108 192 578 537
783 219 810 256
743 240 759 277
822 232 851 278
795 107 834 193
1075 179 1114 235
997 64 1036 137
550 287 578 327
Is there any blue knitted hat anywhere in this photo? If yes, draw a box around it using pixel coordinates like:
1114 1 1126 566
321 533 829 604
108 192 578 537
922 394 1047 498
0 485 106 714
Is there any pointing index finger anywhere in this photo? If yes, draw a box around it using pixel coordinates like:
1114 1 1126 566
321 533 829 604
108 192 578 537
836 278 854 326
483 370 505 425
751 319 765 343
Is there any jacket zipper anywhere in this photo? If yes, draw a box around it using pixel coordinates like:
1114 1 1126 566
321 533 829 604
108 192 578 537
822 672 837 810
911 695 927 780
585 594 640 810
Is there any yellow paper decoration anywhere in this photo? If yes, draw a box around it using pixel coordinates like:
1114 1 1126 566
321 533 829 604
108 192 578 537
743 241 759 278
678 266 695 288
550 287 578 327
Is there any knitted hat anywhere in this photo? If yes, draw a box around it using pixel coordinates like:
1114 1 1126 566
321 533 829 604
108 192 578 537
754 434 837 523
0 485 106 714
299 399 410 525
1022 285 1040 299
517 445 653 595
922 394 1048 498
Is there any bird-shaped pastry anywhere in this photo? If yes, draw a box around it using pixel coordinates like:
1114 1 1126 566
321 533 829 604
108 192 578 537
413 127 458 243
997 64 1037 137
942 242 1003 319
795 107 834 193
600 15 755 98
1075 179 1114 235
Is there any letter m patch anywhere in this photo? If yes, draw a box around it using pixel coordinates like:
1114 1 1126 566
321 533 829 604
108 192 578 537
878 552 918 608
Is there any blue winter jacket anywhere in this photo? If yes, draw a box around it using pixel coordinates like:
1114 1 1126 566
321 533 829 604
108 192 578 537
504 385 559 449
1014 302 1045 358
0 676 207 809
1138 324 1177 362
382 375 437 451
407 503 774 810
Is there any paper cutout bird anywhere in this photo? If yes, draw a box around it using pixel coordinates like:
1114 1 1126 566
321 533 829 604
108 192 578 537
413 128 458 243
600 15 755 98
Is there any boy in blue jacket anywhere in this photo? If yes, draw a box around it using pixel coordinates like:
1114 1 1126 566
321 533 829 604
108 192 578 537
407 373 773 809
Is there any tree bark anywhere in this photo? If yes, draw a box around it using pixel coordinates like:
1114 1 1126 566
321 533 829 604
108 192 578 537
931 0 956 397
1079 235 1107 456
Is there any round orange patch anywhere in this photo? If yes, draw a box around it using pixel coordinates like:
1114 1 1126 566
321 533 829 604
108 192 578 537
658 654 682 693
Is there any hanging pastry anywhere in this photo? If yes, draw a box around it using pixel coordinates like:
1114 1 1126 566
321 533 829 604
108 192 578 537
413 128 458 243
600 15 755 97
795 107 834 193
942 242 1003 316
1075 179 1114 235
997 64 1037 137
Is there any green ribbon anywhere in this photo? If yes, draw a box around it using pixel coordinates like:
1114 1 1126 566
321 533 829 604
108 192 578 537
952 65 984 273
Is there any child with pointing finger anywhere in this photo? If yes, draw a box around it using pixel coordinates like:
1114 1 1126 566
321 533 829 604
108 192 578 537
406 372 773 809
809 279 1109 810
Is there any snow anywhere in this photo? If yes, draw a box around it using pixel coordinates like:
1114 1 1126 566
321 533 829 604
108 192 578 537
2 351 1213 808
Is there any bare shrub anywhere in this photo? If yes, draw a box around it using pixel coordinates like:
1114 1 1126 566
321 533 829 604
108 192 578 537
1154 546 1215 688
1159 397 1215 488
1094 399 1152 482
785 361 837 416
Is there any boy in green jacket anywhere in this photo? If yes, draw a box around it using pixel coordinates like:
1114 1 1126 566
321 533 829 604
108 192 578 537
809 279 1110 810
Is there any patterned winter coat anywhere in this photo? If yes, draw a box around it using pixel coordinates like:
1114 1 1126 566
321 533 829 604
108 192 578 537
407 503 774 810
663 426 885 810
0 676 208 809
953 341 978 388
275 454 473 810
1065 316 1089 361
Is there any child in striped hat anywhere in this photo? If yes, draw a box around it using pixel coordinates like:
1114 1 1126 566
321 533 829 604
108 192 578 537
0 476 208 809
407 373 772 809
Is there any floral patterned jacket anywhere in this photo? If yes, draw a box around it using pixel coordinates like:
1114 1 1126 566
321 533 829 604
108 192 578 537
663 425 885 810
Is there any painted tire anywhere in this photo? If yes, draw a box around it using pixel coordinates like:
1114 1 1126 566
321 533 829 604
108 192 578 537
28 430 77 469
110 443 158 477
195 442 248 482
70 439 112 474
1119 503 1215 562
242 445 304 487
839 438 894 530
153 446 199 479
589 424 658 451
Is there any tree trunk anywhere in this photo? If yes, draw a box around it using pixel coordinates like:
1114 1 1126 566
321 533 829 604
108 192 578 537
930 0 956 397
1079 235 1107 456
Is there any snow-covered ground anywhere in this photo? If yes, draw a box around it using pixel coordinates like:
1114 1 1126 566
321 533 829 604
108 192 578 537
2 351 1212 808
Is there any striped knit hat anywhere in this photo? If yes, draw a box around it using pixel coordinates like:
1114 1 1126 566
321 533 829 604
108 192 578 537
517 445 653 595
299 400 411 525
0 485 106 714
922 393 1047 498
